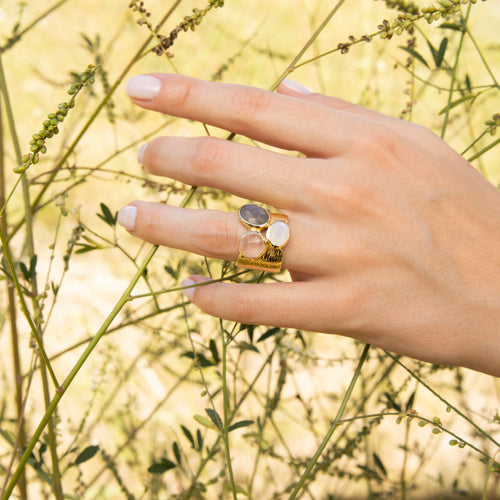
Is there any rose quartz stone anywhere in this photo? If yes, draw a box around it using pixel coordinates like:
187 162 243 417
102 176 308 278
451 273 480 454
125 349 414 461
240 231 265 258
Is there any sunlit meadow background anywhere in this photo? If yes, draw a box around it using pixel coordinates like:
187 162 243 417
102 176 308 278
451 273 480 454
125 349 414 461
0 0 500 498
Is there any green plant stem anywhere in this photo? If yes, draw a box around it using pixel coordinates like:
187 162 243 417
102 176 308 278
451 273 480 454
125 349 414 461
7 0 184 243
440 5 471 139
0 63 28 500
0 57 59 391
221 319 237 499
270 0 349 90
468 137 500 163
0 0 72 53
0 51 65 500
1 243 158 500
288 344 371 500
465 26 499 88
386 354 500 449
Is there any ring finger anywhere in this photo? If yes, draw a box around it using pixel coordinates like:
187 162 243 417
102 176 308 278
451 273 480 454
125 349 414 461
118 201 317 274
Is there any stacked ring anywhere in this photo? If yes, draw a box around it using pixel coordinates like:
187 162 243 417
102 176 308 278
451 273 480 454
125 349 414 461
236 203 290 273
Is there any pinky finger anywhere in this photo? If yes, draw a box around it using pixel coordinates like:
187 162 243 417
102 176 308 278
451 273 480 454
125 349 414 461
180 275 335 332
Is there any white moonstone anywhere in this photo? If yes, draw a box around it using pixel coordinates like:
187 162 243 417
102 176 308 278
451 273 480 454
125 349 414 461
240 231 266 258
266 221 290 247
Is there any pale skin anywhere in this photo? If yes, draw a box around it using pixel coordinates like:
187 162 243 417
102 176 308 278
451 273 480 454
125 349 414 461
119 73 500 377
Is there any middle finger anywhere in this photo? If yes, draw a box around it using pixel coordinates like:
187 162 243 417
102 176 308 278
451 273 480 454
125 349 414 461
141 136 315 210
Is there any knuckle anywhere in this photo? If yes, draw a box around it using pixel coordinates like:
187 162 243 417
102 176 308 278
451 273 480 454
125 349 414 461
189 138 228 181
228 87 272 126
142 137 164 174
232 291 261 324
356 125 399 164
168 76 193 108
196 215 234 255
332 284 369 330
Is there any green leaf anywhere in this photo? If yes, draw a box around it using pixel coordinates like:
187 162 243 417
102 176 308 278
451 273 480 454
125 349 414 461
74 445 99 465
438 94 476 115
373 453 387 477
438 22 465 32
205 408 223 431
196 429 203 451
399 46 429 68
236 341 259 354
405 390 416 411
436 37 448 68
181 351 215 367
75 244 99 254
181 425 195 448
19 262 30 282
97 202 117 227
173 441 181 465
428 37 448 68
465 73 472 95
228 420 254 433
29 255 38 280
193 414 217 431
223 482 249 496
239 324 255 343
257 327 281 343
163 264 178 280
148 458 176 474
209 339 220 364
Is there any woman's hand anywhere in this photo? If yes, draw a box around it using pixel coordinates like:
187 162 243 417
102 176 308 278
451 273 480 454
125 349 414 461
119 73 500 376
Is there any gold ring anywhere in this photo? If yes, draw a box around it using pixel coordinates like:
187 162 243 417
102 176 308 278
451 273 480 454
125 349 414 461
236 203 290 273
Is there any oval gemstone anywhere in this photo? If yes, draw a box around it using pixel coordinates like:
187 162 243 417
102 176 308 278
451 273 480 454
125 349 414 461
239 231 266 258
266 221 290 247
239 204 270 228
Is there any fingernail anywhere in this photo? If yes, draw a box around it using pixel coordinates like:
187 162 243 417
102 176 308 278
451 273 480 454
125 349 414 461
281 78 314 94
137 143 148 164
180 278 196 300
126 75 161 100
117 205 137 231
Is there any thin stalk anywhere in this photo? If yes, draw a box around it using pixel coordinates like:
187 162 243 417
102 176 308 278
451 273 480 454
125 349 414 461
467 137 500 163
0 0 73 53
288 344 371 500
7 0 184 242
0 63 28 500
270 0 349 90
221 319 237 500
1 243 158 500
386 353 500 448
0 226 59 387
0 57 59 390
0 53 64 500
440 5 471 139
465 26 499 88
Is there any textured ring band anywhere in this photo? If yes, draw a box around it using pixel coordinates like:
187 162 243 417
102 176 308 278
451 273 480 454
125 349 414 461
236 203 290 273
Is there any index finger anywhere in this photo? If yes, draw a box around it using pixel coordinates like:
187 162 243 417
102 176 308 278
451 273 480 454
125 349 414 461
125 73 371 158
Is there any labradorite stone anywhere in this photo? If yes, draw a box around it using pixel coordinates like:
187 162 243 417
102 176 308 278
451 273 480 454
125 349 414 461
239 204 270 228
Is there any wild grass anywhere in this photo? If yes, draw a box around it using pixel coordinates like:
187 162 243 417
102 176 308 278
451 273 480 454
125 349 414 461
0 0 499 498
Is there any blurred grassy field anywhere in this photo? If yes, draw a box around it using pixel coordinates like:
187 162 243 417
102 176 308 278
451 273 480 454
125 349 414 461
1 0 500 498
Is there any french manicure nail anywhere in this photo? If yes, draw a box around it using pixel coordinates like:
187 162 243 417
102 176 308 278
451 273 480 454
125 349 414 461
137 143 148 164
117 205 137 231
180 278 196 300
281 78 314 94
126 75 161 100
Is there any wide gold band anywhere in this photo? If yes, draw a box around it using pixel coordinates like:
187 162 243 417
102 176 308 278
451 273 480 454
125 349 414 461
236 204 290 273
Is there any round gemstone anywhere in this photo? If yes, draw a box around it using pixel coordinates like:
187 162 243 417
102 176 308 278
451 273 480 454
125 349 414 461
266 221 290 247
239 204 270 228
239 231 266 258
